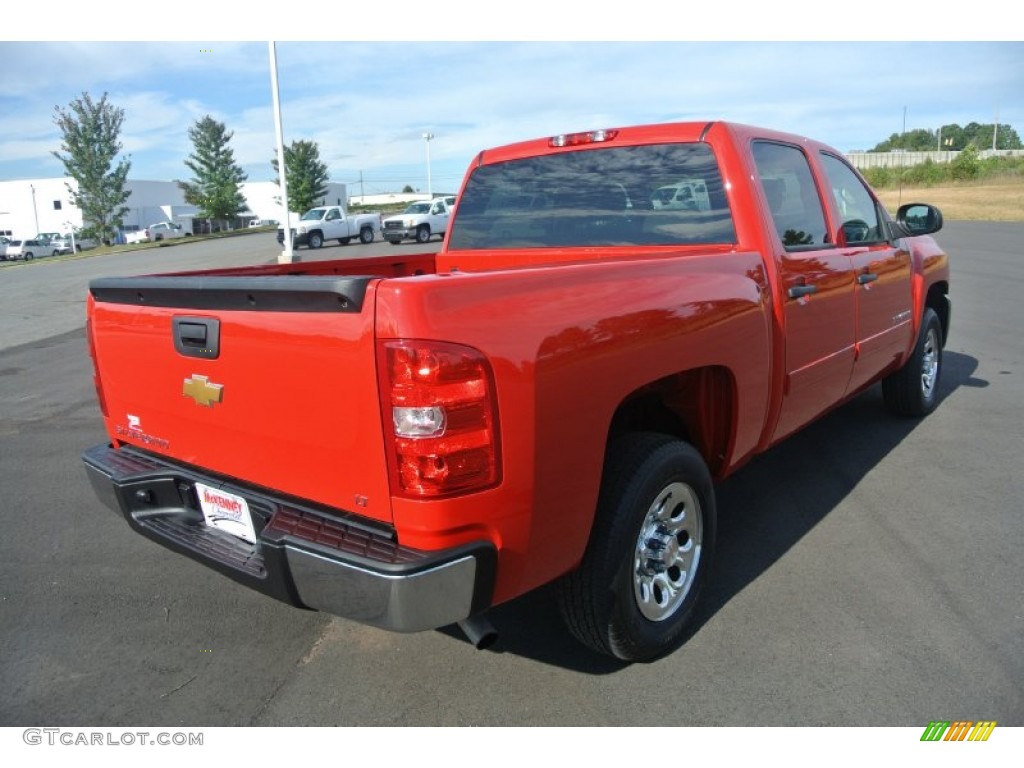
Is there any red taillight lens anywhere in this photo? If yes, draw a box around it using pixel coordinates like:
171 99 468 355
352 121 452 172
379 340 500 498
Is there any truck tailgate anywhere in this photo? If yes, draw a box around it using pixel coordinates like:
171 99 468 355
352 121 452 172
88 275 393 525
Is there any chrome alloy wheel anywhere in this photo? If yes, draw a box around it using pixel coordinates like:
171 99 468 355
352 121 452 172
633 481 703 622
921 325 940 398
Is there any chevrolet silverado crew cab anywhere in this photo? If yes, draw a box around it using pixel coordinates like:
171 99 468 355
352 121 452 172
277 205 381 249
83 121 949 661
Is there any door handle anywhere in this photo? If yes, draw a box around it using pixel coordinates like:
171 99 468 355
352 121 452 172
857 272 879 285
787 284 818 299
173 316 220 359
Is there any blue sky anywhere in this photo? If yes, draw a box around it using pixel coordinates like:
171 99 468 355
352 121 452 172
1 33 1020 196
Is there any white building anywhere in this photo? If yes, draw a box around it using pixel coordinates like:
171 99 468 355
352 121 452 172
0 178 348 239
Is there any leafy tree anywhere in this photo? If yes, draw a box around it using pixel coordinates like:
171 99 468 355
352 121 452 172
271 140 330 213
874 122 1023 152
178 116 247 227
402 184 416 194
52 92 132 243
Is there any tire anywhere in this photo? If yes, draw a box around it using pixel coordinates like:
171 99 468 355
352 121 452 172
882 307 943 417
75 245 82 253
25 252 34 261
359 226 374 244
558 433 716 662
308 231 323 249
415 225 431 244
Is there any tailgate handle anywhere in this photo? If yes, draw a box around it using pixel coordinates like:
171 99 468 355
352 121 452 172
173 317 220 359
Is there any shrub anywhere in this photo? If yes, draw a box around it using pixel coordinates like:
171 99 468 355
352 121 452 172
950 145 981 181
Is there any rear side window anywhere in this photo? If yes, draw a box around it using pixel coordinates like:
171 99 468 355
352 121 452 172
752 141 830 250
447 143 736 250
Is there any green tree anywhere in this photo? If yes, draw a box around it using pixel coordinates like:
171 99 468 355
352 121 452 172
271 140 330 213
52 92 132 243
178 116 247 228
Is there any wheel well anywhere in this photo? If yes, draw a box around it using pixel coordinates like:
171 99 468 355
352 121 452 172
607 366 734 475
925 281 950 346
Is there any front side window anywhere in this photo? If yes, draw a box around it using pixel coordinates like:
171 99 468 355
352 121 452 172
447 142 736 250
752 141 829 250
819 153 884 244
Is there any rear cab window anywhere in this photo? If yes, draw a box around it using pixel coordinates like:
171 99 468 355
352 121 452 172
447 143 736 250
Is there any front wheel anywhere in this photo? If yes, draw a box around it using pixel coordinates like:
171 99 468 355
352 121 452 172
308 231 324 249
558 433 716 662
415 225 431 244
882 307 943 417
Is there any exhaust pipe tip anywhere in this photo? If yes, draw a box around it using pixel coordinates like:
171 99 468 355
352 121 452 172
458 614 498 650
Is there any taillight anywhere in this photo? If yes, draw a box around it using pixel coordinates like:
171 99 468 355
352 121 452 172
379 340 500 498
86 314 109 417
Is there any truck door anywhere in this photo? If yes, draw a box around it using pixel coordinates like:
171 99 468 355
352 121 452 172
430 200 450 234
818 152 913 395
753 141 857 442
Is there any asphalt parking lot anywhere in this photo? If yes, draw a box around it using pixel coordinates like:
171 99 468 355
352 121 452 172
0 225 1021 727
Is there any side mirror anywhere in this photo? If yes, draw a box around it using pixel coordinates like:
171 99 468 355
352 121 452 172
892 203 943 238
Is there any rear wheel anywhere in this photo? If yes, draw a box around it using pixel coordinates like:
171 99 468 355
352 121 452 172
558 433 716 662
882 307 943 417
360 226 374 244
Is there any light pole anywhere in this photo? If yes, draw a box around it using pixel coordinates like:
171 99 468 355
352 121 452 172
30 184 39 235
269 41 294 264
422 132 434 199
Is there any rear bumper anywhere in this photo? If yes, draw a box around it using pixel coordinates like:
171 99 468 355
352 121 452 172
82 444 496 632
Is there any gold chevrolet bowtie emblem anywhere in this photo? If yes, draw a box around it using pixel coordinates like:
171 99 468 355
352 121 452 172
183 374 224 407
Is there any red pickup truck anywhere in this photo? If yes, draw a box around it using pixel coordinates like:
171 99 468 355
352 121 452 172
83 121 949 661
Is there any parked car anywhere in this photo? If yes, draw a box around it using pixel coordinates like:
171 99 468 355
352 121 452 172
381 197 454 244
0 237 9 260
5 238 59 260
52 232 99 254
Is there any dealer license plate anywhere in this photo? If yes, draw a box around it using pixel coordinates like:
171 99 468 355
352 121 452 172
195 482 257 544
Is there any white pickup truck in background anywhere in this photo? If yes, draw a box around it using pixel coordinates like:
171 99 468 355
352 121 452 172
382 197 455 244
125 222 189 244
277 206 382 249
